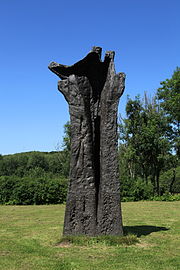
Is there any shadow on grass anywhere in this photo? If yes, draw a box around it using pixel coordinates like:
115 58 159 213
124 225 169 237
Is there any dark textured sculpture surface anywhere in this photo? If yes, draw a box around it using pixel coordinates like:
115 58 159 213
49 47 125 235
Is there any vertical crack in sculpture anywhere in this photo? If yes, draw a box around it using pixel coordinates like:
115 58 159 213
48 46 125 235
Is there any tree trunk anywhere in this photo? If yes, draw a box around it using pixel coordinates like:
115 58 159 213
48 47 125 236
156 168 160 196
169 168 176 194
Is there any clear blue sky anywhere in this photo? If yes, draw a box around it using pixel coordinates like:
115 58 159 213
0 0 179 155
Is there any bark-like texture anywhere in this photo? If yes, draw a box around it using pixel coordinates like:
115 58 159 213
48 47 125 235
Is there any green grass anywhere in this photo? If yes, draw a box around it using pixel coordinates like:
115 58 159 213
0 201 180 270
58 234 138 246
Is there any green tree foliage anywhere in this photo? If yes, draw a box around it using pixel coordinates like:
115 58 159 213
159 165 180 194
119 94 171 195
0 151 69 205
0 121 72 205
0 151 69 178
119 69 180 198
58 121 71 178
62 121 71 152
157 67 180 157
27 152 49 171
0 156 18 176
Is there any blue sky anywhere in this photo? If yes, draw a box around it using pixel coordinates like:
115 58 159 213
0 0 179 155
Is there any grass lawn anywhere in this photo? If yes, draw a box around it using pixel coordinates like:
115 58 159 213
0 201 180 270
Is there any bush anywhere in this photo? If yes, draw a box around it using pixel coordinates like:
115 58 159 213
33 177 67 205
160 166 180 194
121 178 153 202
0 176 19 203
150 193 180 201
12 177 36 205
0 176 68 205
132 179 153 201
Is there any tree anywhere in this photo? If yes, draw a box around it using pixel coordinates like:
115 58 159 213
157 67 180 157
62 121 71 152
119 94 171 195
0 156 18 176
156 68 180 193
27 152 49 171
55 121 71 178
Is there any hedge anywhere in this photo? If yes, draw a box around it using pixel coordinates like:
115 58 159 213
0 176 68 205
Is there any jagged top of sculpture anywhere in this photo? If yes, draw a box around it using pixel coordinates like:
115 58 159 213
48 51 102 80
48 46 115 79
48 46 115 101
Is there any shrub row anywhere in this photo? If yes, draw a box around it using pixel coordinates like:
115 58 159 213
150 193 180 201
120 178 180 202
122 194 180 202
0 176 68 205
1 175 179 205
120 178 154 201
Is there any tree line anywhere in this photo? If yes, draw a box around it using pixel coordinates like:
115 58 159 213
119 67 180 200
0 67 179 204
0 150 69 205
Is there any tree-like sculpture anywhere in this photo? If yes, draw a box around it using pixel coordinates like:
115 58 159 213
48 47 125 235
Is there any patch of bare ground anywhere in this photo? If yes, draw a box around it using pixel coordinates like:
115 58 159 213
0 251 11 256
55 241 72 248
135 241 156 249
